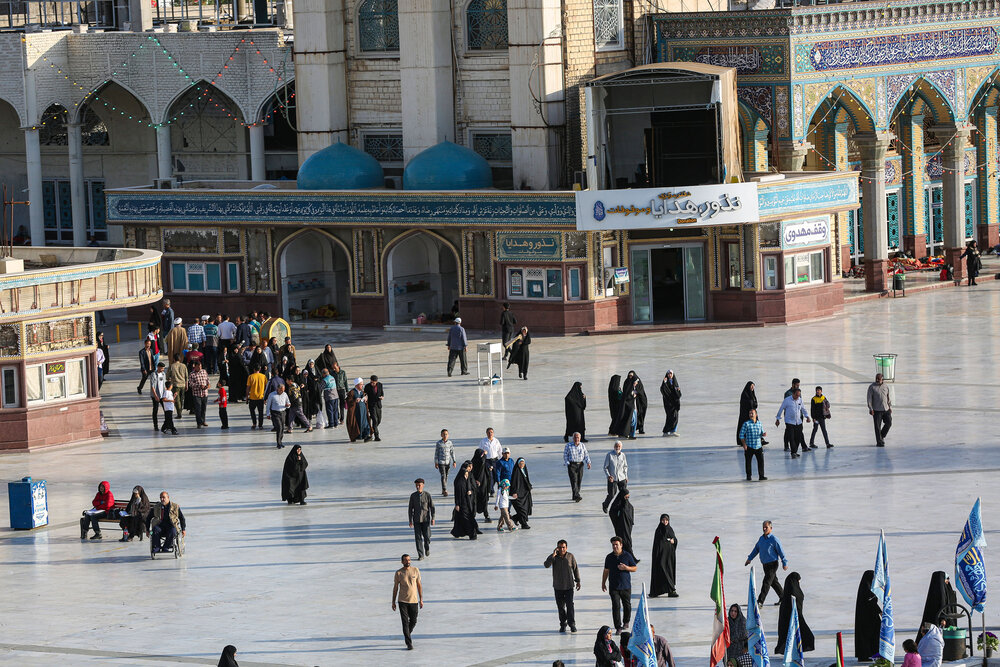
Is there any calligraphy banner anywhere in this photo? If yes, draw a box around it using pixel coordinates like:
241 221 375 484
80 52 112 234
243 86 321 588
497 233 563 261
809 27 998 72
575 183 760 232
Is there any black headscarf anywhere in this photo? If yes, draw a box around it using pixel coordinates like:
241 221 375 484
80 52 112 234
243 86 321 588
315 344 338 373
628 370 648 432
218 645 239 667
661 371 681 406
776 572 815 653
650 513 678 597
281 445 309 502
609 491 634 545
471 449 491 513
594 626 623 666
921 571 955 628
564 382 587 440
738 381 758 445
612 375 638 436
608 375 623 423
509 458 532 517
855 570 881 660
128 485 151 517
727 603 749 659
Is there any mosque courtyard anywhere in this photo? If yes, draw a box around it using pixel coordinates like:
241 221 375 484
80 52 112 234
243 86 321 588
0 281 998 666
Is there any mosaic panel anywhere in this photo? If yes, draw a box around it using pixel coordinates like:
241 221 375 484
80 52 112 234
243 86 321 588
670 44 786 76
887 191 900 249
966 65 996 110
737 86 773 125
925 151 975 179
957 69 967 116
887 74 919 112
848 160 898 185
775 86 790 138
876 77 887 127
803 27 998 72
925 70 958 110
966 181 975 238
793 85 804 138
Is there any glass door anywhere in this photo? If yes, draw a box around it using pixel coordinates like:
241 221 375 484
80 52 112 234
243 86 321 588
630 248 652 323
683 246 706 320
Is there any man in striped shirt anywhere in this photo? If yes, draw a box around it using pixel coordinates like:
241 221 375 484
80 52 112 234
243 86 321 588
739 409 767 481
562 432 591 502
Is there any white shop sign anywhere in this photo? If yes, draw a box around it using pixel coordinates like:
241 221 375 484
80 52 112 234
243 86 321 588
782 216 830 249
575 183 760 231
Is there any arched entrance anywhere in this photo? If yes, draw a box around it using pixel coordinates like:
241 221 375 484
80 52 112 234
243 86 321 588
279 231 351 322
386 232 459 325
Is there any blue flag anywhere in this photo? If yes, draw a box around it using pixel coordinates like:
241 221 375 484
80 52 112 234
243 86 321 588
872 530 895 662
629 585 658 667
956 498 988 613
748 568 770 667
782 598 804 667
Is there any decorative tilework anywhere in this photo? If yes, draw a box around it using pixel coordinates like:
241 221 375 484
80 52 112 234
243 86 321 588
793 85 804 138
848 160 898 185
775 86 790 138
737 86 773 125
965 65 996 110
803 83 832 124
925 151 975 179
876 77 887 128
670 44 787 76
925 70 958 110
887 191 900 249
758 178 859 217
964 181 975 238
806 27 998 72
887 74 919 112
956 69 967 118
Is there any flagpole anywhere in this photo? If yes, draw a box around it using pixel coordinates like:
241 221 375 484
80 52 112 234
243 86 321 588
982 611 986 667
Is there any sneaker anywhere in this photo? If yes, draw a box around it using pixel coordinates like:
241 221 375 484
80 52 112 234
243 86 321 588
497 526 505 532
418 555 425 560
90 533 103 540
560 626 567 633
759 476 768 481
810 444 819 449
826 443 834 448
570 626 577 633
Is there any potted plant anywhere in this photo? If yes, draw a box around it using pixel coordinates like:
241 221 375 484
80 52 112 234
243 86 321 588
872 656 893 667
978 631 998 657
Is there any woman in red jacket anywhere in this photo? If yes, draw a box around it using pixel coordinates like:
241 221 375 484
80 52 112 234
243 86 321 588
80 481 115 540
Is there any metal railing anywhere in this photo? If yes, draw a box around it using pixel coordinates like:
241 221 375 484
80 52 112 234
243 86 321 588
0 0 289 31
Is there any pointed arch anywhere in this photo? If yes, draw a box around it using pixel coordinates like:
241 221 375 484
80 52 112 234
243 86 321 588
806 84 876 135
968 68 1000 115
74 79 153 125
889 77 955 125
254 80 295 122
273 227 352 276
161 81 247 125
0 95 25 126
381 228 461 269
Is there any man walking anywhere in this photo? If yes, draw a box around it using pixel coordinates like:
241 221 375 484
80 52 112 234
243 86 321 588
479 428 502 492
867 373 892 447
446 317 469 376
365 375 384 441
202 316 219 374
391 554 423 650
601 440 628 513
187 360 210 428
563 432 591 502
320 368 339 428
494 447 515 488
500 302 517 359
247 365 267 430
166 354 188 421
332 362 348 423
775 387 810 457
602 536 637 633
264 383 290 448
744 520 788 605
543 539 580 633
137 338 155 394
434 429 456 496
408 479 435 560
218 315 236 358
739 409 768 481
159 299 174 333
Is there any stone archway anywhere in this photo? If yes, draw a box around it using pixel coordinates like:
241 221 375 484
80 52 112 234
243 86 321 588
278 230 351 321
385 232 460 325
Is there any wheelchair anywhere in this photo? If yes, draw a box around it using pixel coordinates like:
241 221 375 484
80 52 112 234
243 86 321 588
149 528 185 560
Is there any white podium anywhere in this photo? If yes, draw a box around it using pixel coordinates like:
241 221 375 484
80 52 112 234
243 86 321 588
477 342 503 385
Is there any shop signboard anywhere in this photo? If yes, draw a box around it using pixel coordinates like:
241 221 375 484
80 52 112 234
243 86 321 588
497 233 563 261
781 216 830 249
576 183 759 231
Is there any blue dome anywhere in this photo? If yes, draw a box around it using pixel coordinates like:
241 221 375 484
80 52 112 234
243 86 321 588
296 142 384 190
403 141 493 190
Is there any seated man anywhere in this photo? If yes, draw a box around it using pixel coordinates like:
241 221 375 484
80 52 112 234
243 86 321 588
146 490 187 552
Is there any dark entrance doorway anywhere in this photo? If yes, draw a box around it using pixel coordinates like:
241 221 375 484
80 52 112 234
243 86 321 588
649 248 684 322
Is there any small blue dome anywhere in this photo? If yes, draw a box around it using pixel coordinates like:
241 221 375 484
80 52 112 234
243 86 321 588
296 142 384 190
403 141 493 190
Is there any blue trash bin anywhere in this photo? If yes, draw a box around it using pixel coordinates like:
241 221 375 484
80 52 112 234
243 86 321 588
8 477 48 530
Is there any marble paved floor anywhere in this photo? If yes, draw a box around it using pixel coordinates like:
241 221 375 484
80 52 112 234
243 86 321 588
2 283 1000 667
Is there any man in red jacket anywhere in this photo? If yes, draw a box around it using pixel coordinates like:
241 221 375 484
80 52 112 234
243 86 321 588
80 481 115 540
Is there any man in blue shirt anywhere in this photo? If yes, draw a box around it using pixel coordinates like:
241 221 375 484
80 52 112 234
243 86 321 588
739 408 767 481
601 536 637 633
775 387 811 458
744 520 788 605
446 318 469 377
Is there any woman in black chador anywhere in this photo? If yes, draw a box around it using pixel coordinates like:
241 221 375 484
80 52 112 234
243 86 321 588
650 513 678 597
625 370 648 434
281 445 309 505
855 570 881 660
509 457 533 529
611 374 638 438
738 381 767 446
506 326 531 379
776 572 815 653
564 381 587 442
451 461 479 540
661 370 681 436
608 375 623 436
471 449 492 523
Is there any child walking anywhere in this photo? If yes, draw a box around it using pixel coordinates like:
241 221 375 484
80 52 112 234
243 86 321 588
809 386 832 448
494 478 517 532
215 379 229 429
160 381 178 435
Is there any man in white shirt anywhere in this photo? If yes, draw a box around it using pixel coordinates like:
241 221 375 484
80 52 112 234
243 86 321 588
478 428 502 493
149 362 167 432
160 381 177 434
775 387 810 458
95 347 106 389
265 384 291 449
601 440 628 514
218 315 237 357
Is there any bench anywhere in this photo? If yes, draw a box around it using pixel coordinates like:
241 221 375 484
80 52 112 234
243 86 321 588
96 501 133 537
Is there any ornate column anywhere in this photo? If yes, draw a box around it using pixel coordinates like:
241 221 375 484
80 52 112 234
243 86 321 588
775 140 812 172
976 107 999 249
155 125 172 180
68 123 88 246
249 124 266 181
900 113 925 257
23 127 45 246
855 131 893 291
931 123 973 281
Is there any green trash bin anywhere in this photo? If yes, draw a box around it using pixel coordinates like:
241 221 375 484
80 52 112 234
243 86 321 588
893 272 906 291
874 354 897 382
942 627 967 661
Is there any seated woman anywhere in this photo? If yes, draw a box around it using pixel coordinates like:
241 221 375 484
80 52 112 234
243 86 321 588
118 485 150 542
80 481 115 540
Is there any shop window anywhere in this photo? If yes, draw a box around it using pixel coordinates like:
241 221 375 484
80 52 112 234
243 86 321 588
466 0 508 51
26 358 87 405
171 262 222 293
1 367 18 408
593 0 623 51
783 250 825 287
226 261 241 293
565 232 588 259
763 255 779 290
568 267 582 300
507 266 568 300
358 0 400 52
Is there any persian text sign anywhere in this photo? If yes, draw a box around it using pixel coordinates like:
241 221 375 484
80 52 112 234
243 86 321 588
809 27 997 71
782 217 830 249
575 183 759 231
497 233 563 261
